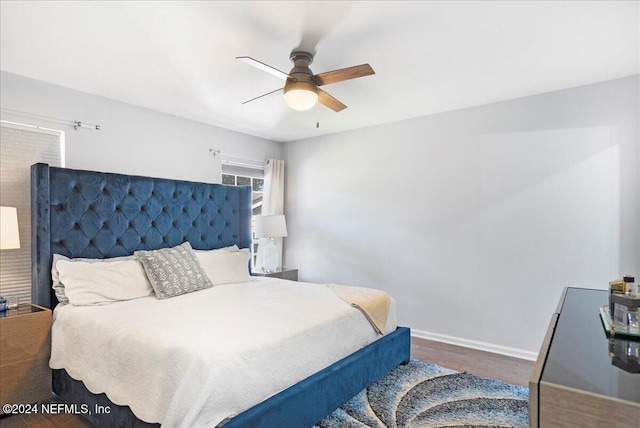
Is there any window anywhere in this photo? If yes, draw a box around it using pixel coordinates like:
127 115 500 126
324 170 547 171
0 123 64 303
221 171 264 267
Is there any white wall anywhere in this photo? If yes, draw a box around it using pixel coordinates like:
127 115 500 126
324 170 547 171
284 75 640 358
0 71 283 183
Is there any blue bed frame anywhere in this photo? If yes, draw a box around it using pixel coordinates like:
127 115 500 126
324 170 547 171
31 163 411 427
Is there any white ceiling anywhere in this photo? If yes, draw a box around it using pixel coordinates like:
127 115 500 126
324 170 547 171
1 1 638 143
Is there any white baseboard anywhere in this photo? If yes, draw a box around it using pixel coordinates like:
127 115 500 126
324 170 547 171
411 328 538 361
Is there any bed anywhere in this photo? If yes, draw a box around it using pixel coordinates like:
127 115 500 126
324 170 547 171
30 163 411 427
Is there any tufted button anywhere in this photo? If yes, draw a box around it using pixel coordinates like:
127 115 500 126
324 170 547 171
90 239 96 245
74 185 80 192
173 192 177 198
128 189 134 195
151 191 156 196
103 189 109 195
163 237 168 242
233 234 237 239
225 196 229 201
151 221 156 227
102 222 108 229
209 195 213 200
225 221 230 227
201 235 205 241
232 209 237 214
58 240 65 246
210 221 214 226
192 221 196 226
162 207 167 213
116 238 122 245
74 223 81 229
141 237 146 243
129 221 134 228
217 208 222 214
116 205 122 212
172 221 178 227
218 234 222 240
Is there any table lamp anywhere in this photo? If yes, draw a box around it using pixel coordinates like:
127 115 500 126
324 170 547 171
0 206 20 250
1 206 20 311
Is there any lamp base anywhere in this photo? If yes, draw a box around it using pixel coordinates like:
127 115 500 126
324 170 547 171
262 238 279 273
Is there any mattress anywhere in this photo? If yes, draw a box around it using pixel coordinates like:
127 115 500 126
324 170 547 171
49 277 398 427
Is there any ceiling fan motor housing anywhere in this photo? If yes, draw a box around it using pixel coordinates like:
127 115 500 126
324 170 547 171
285 51 316 92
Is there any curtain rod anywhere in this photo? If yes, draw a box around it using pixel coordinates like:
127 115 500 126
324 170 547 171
210 148 264 165
0 108 100 130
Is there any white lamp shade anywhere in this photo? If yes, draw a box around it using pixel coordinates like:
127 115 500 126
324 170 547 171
0 206 21 250
254 215 288 239
283 81 318 111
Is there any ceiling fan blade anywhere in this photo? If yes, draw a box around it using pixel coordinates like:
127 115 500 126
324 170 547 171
312 64 374 86
318 89 347 112
242 87 283 105
236 56 289 80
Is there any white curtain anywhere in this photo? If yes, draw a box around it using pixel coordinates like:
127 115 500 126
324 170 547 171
255 159 285 270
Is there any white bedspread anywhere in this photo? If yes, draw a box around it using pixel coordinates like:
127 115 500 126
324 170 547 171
50 277 397 427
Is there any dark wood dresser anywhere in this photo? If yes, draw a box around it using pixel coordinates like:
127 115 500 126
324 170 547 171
529 287 640 427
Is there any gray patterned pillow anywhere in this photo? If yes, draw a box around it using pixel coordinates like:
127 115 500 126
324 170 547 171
135 242 213 299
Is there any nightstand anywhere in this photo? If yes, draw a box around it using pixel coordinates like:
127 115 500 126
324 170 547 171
0 303 52 413
251 267 298 281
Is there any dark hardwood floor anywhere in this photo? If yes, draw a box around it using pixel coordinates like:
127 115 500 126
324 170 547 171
411 336 534 387
0 337 534 427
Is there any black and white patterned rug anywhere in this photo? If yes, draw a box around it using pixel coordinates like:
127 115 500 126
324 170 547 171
315 359 529 428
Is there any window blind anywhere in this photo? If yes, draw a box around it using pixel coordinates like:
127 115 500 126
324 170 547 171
0 124 62 303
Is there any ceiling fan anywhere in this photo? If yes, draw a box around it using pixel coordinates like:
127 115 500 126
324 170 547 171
237 51 375 112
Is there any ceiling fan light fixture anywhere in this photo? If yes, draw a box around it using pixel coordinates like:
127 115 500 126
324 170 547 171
283 81 318 111
239 51 374 112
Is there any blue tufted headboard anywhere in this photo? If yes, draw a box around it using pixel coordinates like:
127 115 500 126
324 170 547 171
31 163 252 309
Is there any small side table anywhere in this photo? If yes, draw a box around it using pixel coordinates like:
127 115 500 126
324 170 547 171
251 267 298 282
0 303 52 413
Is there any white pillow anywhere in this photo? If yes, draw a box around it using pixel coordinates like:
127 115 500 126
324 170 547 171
56 258 154 306
52 253 136 305
195 247 252 285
